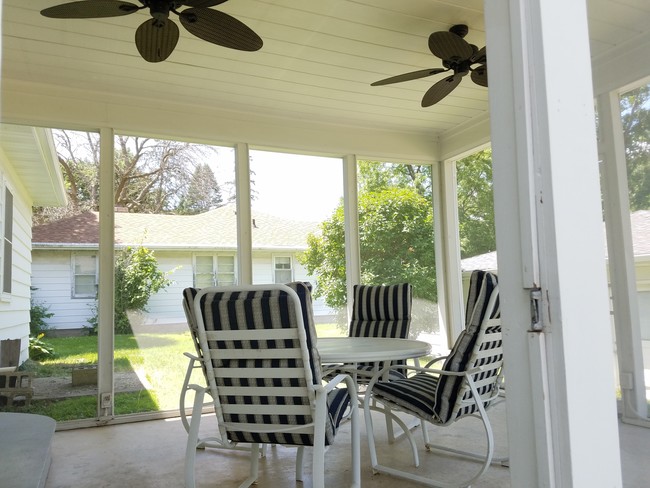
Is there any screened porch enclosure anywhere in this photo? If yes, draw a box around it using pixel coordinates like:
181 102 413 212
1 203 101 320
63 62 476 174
3 0 650 485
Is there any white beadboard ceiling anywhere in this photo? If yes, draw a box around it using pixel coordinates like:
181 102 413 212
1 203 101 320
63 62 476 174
2 0 650 142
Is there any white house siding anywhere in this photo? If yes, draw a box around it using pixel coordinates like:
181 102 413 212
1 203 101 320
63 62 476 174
0 171 35 364
31 251 96 331
32 248 336 331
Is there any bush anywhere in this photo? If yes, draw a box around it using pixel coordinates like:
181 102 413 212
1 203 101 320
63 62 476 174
29 333 55 361
30 298 54 336
87 245 172 335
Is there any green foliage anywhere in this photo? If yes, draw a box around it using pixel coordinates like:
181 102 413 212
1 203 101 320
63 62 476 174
88 246 172 334
300 187 435 309
620 84 650 211
300 155 496 309
456 149 496 258
177 163 223 214
29 333 56 361
29 298 54 336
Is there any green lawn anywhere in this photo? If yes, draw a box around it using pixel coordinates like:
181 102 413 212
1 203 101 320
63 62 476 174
8 324 343 421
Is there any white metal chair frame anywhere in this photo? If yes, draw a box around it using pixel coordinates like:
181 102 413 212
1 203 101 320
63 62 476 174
183 284 360 488
363 274 504 488
179 292 259 453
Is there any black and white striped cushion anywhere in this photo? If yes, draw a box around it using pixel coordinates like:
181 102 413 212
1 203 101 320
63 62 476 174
371 271 501 424
195 284 349 447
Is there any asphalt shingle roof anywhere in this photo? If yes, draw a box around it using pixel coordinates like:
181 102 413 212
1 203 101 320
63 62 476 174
32 204 319 250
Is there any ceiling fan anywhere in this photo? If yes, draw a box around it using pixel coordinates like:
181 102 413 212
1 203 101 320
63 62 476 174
40 0 263 63
371 24 487 107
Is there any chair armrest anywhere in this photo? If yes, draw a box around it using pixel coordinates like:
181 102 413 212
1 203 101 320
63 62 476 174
423 355 448 368
183 351 200 361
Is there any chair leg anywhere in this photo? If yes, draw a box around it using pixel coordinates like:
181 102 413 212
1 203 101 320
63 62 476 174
237 443 261 488
184 387 205 488
295 446 305 481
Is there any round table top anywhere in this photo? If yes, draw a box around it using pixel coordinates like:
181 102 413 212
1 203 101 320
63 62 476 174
317 336 432 363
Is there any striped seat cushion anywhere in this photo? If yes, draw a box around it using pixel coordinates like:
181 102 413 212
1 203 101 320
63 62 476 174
370 271 501 425
347 283 412 377
196 284 350 447
435 271 500 423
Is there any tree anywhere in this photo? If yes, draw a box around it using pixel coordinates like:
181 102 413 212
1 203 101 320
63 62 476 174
34 130 219 223
456 149 496 258
89 246 173 334
177 163 223 214
620 84 650 211
299 155 495 310
300 187 435 309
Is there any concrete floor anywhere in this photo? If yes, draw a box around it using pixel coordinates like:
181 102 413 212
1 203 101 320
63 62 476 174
42 401 650 488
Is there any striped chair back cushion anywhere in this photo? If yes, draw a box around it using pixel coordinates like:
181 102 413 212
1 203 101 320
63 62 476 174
434 271 501 423
182 287 207 379
194 284 347 446
348 283 412 339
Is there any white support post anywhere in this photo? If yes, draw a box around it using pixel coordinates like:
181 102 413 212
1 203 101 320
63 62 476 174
235 142 253 285
433 160 463 347
343 155 360 320
486 0 622 486
597 90 648 424
97 127 115 419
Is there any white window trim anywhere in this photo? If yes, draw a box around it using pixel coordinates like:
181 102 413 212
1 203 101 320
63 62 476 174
193 253 237 288
71 253 98 299
0 181 13 301
273 255 293 284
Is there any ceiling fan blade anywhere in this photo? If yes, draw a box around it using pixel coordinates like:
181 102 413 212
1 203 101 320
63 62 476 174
135 18 179 63
428 31 474 61
41 0 139 19
371 68 448 86
421 73 463 107
180 0 229 7
470 46 487 64
471 64 488 87
179 8 263 51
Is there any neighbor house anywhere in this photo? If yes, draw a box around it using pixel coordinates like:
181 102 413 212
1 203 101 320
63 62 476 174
0 125 66 365
461 209 650 342
4 1 650 485
31 205 334 334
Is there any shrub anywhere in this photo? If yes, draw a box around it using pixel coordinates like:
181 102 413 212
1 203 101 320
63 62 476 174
30 298 54 336
87 245 172 335
29 333 55 361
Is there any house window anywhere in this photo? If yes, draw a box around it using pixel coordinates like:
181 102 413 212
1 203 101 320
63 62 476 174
194 255 236 288
73 254 98 298
1 188 13 295
274 256 293 283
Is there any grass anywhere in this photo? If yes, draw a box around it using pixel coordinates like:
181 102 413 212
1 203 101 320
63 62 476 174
7 324 344 421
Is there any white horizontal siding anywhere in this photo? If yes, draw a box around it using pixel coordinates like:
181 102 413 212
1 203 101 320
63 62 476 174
32 251 95 330
32 248 334 331
0 164 36 363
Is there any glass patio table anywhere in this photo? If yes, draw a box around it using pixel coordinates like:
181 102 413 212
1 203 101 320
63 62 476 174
317 337 431 365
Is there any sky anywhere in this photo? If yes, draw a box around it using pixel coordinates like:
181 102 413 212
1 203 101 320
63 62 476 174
212 148 344 222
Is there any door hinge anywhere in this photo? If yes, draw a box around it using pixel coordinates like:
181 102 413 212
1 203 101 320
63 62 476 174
530 288 543 331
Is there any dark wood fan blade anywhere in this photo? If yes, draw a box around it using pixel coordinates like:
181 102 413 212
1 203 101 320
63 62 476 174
421 73 463 107
179 8 263 51
428 31 474 61
470 46 487 64
180 0 228 7
471 64 488 87
41 0 139 19
371 68 448 86
135 19 179 63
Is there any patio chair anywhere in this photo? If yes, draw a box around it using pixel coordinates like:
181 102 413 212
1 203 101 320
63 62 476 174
179 281 313 451
363 270 504 488
325 283 413 383
184 283 360 488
